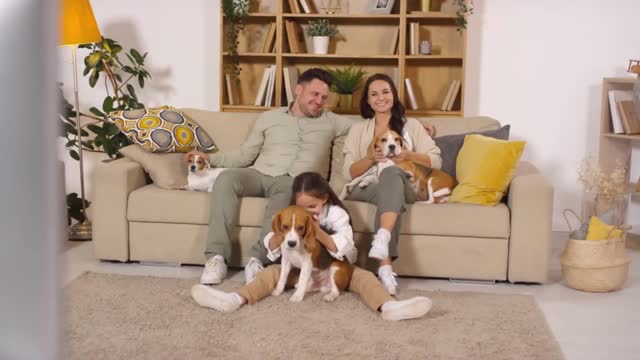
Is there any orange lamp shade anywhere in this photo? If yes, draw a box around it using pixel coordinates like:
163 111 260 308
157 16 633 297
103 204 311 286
59 0 102 45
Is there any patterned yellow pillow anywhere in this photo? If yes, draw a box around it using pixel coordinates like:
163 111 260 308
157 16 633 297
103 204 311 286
108 106 216 153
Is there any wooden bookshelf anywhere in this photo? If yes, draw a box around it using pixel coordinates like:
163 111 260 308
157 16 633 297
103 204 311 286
220 0 468 116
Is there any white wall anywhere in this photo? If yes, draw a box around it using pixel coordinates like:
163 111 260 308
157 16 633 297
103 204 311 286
465 0 640 230
58 0 639 230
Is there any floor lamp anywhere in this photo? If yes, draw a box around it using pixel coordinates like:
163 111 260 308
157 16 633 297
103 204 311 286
60 0 102 240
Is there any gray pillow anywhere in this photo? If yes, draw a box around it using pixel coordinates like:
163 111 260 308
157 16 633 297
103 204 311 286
434 125 510 179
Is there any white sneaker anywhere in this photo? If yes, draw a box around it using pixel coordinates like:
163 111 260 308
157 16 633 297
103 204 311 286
244 257 264 285
369 229 390 260
378 265 398 295
200 255 227 285
381 296 432 321
191 284 243 312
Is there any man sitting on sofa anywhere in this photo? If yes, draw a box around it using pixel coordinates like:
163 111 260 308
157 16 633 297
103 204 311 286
199 68 434 285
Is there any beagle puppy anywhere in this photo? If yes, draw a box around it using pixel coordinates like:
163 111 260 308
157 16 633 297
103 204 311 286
365 130 457 204
183 151 227 192
271 206 354 303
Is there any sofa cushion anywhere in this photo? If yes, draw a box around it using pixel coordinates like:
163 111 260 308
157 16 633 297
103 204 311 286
120 145 187 189
127 185 509 238
109 106 216 153
127 185 266 226
435 125 511 179
180 108 259 152
451 134 525 206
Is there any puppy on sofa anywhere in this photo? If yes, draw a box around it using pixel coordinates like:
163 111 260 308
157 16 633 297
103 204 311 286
342 130 456 203
183 151 227 192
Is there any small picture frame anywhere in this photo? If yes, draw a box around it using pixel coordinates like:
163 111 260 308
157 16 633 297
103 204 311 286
368 0 395 14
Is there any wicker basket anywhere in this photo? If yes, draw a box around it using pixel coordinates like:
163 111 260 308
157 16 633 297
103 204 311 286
560 209 631 293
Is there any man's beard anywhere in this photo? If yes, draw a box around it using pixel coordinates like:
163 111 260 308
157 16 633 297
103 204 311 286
301 104 323 118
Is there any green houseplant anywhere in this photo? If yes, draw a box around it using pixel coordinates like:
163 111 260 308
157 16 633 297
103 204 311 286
306 19 338 54
58 37 151 222
222 0 250 78
324 65 367 112
454 0 474 32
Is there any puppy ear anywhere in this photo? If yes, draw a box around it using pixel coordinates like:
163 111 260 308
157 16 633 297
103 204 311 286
303 214 317 254
398 135 406 149
183 152 194 165
367 137 378 159
270 212 284 248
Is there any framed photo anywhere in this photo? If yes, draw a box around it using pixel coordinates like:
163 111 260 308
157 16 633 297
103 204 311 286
368 0 395 14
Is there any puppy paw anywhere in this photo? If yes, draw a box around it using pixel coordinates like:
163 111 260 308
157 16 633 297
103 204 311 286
289 291 305 302
272 288 284 297
323 291 339 302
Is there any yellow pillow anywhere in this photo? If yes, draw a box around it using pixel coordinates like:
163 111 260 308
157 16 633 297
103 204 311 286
586 216 623 240
450 134 525 206
108 106 216 153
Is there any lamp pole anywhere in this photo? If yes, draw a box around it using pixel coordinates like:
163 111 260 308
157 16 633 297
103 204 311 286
68 45 92 240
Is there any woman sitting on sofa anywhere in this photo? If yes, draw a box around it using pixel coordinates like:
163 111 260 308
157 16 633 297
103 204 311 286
342 73 442 295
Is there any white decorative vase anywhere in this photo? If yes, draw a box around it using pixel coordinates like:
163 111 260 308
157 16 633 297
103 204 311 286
312 36 330 54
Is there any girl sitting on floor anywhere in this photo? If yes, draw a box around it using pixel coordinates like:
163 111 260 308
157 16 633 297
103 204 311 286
191 172 432 321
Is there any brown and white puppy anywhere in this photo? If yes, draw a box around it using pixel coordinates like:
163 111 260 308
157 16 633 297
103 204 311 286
271 206 353 302
183 151 227 192
365 130 457 203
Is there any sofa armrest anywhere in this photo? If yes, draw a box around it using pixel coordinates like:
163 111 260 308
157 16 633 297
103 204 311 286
507 161 554 284
92 158 147 262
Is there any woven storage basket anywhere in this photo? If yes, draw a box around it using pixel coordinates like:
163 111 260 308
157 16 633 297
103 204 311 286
560 209 631 293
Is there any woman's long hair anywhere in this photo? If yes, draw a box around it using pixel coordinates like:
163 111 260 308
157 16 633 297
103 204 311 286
290 172 352 227
359 73 406 135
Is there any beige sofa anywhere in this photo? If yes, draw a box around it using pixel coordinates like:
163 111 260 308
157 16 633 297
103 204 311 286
92 109 554 284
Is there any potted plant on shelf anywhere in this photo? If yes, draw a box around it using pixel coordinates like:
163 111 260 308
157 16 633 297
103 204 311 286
324 65 367 112
454 0 474 32
306 19 338 55
222 0 250 78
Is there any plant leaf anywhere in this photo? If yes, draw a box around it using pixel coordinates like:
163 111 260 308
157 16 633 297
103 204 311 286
89 70 99 88
89 107 105 118
69 149 80 161
87 124 103 134
130 49 143 65
86 52 101 68
138 74 144 88
102 97 114 113
126 84 137 100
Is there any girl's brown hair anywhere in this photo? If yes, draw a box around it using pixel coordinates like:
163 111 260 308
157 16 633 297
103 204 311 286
290 172 352 226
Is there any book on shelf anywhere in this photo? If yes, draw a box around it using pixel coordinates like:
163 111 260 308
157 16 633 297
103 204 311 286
446 80 461 111
412 22 420 55
617 100 640 134
391 67 398 87
283 66 299 105
254 67 272 105
299 0 315 14
440 80 456 111
389 27 399 55
405 78 418 110
264 65 276 106
285 20 306 53
288 0 300 13
608 90 633 134
224 74 239 105
262 23 276 53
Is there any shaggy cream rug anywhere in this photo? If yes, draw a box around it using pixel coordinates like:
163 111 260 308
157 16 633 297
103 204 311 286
65 272 563 360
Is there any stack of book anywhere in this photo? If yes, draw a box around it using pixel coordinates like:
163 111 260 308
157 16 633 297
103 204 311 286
288 0 315 13
440 80 461 111
609 90 640 134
